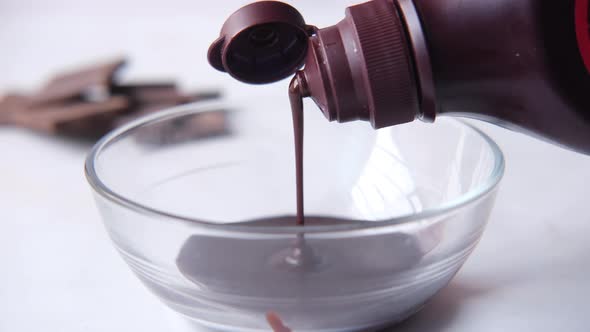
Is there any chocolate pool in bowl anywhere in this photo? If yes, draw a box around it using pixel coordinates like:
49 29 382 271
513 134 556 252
85 98 504 332
177 215 442 298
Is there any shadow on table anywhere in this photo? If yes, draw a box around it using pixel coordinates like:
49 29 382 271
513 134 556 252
378 281 495 332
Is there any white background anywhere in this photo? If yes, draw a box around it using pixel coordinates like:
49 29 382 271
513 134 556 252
1 0 589 331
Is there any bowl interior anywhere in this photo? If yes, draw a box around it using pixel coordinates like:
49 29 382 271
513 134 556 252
90 98 503 226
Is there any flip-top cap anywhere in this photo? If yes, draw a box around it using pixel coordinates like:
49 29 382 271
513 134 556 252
208 1 310 84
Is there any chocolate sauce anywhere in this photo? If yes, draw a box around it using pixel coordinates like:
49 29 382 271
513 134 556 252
289 75 305 226
266 312 292 332
176 215 431 298
175 215 437 329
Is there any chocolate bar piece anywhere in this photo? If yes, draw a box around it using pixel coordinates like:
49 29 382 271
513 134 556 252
30 58 126 106
0 94 31 124
113 83 220 105
0 57 221 140
130 109 230 145
10 97 128 136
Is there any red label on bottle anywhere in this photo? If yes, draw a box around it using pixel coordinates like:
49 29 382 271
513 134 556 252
576 0 590 73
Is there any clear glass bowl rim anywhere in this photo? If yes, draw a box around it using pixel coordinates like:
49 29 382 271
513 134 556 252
85 100 505 235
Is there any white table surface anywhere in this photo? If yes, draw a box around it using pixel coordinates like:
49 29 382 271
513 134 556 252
1 1 589 331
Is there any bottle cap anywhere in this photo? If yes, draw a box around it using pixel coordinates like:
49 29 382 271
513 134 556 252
208 1 311 84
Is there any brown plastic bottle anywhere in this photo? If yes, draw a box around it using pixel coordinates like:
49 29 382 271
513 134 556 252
208 0 590 154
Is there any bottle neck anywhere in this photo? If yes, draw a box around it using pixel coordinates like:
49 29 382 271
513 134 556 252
299 0 434 129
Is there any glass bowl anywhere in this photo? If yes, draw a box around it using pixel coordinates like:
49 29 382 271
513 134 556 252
85 97 504 332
